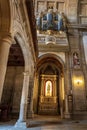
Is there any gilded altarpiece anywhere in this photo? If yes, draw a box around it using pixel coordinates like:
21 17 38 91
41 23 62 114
38 75 59 115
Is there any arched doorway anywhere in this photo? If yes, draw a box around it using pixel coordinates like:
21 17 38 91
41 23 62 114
1 38 25 119
33 54 65 117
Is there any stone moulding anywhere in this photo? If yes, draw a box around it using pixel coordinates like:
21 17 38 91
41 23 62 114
37 30 68 46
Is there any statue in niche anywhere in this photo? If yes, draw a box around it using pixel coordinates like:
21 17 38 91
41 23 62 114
73 52 80 66
45 81 52 96
47 83 50 95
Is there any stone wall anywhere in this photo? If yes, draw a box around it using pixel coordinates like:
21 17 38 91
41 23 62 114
35 0 87 118
68 30 87 112
1 66 24 117
72 70 86 111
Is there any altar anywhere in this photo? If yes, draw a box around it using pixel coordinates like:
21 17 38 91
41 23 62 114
38 75 59 115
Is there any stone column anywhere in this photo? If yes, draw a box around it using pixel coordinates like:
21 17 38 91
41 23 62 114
64 68 71 119
28 74 34 118
61 76 64 100
64 95 70 119
0 37 12 102
60 75 64 119
33 73 39 113
79 34 87 104
54 76 57 96
65 52 72 93
64 52 71 118
15 71 29 128
41 76 44 96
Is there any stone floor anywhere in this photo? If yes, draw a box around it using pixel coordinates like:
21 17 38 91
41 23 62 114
0 115 87 130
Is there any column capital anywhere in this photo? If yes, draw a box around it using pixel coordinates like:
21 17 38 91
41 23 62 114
0 32 13 45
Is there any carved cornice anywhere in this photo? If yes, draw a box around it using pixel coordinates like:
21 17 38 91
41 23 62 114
38 44 69 52
68 24 87 30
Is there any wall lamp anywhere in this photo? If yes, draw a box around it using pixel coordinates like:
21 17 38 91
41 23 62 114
76 79 82 85
73 77 83 86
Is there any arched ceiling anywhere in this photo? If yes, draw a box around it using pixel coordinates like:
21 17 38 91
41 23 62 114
37 54 65 74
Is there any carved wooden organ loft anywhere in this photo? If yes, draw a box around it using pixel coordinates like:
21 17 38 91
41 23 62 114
36 8 69 51
36 8 67 31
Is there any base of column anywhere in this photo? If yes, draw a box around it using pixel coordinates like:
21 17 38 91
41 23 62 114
60 107 64 119
15 120 27 128
28 111 34 118
64 112 71 119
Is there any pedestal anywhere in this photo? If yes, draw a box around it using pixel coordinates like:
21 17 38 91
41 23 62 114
64 112 71 119
15 121 27 129
28 110 34 118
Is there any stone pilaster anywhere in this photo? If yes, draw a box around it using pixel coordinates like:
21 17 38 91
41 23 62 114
64 52 71 118
64 95 70 119
54 76 57 97
41 76 44 96
33 73 39 113
0 36 12 102
28 74 34 118
79 33 87 100
15 71 30 128
59 75 64 119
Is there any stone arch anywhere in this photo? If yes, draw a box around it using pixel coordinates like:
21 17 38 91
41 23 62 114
15 33 30 72
37 53 65 72
12 19 31 72
33 53 65 115
0 0 33 73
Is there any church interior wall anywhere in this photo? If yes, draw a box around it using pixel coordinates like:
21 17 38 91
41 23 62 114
1 66 24 118
0 0 87 125
72 70 86 111
35 0 87 119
